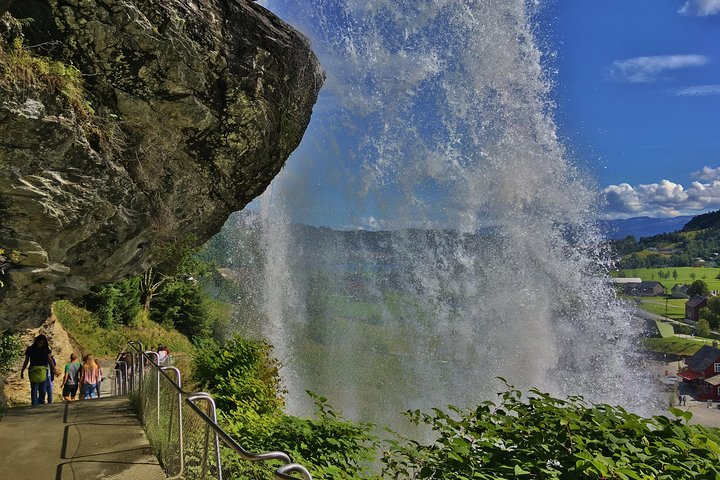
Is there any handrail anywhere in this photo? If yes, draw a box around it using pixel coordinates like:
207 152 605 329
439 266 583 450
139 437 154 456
122 341 314 480
161 366 184 479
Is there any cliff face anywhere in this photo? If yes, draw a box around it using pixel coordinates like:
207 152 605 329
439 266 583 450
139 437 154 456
0 0 323 331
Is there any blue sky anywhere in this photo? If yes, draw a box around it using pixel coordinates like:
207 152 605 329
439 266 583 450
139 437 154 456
257 1 720 226
549 0 720 218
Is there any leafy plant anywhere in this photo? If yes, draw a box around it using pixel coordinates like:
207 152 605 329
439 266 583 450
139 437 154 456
0 332 22 372
0 25 93 116
382 380 720 479
192 337 377 479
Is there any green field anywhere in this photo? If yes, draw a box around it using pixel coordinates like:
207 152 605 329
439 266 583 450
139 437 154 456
642 337 709 356
617 267 720 291
634 298 687 320
655 320 674 338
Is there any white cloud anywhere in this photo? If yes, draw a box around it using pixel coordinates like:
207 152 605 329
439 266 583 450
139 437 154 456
678 0 720 16
603 171 720 218
609 55 709 83
350 216 382 230
677 84 720 96
693 166 720 181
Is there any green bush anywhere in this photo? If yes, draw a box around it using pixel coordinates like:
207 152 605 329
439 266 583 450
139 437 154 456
192 336 377 479
696 318 712 338
674 323 694 335
382 381 720 479
0 332 21 372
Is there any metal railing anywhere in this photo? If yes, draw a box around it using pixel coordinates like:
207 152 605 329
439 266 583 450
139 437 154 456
115 341 313 480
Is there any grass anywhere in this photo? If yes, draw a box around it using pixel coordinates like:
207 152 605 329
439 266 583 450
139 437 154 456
53 300 194 358
0 35 92 116
634 298 687 320
655 320 675 338
617 267 720 291
642 337 708 356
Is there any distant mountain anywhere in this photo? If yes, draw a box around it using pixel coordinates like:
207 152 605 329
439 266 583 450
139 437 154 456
599 216 695 240
682 210 720 232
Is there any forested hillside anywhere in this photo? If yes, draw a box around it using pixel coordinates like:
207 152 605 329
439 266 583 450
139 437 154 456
611 211 720 268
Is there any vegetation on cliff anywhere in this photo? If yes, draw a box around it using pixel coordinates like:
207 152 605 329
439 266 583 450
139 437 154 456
0 13 92 117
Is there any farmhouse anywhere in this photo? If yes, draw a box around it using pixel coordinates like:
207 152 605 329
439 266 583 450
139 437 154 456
678 345 720 401
685 295 708 322
671 284 689 296
622 281 665 296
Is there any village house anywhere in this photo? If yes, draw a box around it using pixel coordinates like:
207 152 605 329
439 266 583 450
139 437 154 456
622 281 665 297
686 295 708 322
671 283 689 297
678 345 720 401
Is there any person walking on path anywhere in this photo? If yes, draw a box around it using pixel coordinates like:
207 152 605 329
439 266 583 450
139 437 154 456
61 353 82 401
41 354 57 404
19 335 59 406
94 359 103 398
79 354 100 400
683 395 687 406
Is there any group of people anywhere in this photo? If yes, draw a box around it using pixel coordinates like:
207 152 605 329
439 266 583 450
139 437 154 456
20 334 103 405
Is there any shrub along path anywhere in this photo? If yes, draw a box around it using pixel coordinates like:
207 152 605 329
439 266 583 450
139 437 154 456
0 396 165 480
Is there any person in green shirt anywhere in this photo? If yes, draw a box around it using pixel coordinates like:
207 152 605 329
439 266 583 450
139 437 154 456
61 353 82 401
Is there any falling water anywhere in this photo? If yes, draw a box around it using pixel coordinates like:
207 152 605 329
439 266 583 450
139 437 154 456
226 0 658 430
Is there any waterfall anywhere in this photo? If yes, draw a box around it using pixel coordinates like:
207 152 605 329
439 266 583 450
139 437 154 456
230 0 658 430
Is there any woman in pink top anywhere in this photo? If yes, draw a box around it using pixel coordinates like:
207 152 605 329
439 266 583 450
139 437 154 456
80 354 99 399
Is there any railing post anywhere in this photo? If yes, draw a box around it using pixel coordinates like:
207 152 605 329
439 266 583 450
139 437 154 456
144 351 161 427
161 366 184 479
127 341 144 394
115 361 128 395
187 394 223 480
112 368 122 396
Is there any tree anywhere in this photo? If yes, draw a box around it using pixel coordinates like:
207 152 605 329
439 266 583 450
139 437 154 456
140 267 166 312
701 297 720 330
690 272 697 281
81 276 142 327
687 279 710 298
673 270 678 280
150 279 211 339
697 318 712 338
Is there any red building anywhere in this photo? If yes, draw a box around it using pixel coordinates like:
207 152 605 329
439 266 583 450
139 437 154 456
678 345 720 401
686 295 708 322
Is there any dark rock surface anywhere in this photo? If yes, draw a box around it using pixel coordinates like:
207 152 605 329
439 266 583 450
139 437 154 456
0 0 323 331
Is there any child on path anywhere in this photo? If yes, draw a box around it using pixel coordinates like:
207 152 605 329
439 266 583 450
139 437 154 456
61 353 82 401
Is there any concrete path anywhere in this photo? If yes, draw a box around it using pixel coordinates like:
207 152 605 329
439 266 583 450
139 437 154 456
0 396 166 480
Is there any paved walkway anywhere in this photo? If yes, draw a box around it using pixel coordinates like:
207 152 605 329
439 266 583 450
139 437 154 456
0 396 165 480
